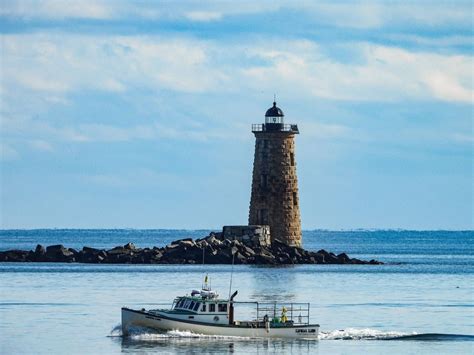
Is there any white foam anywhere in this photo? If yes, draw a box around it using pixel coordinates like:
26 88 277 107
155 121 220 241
109 324 122 337
319 328 415 340
111 324 414 342
131 329 252 341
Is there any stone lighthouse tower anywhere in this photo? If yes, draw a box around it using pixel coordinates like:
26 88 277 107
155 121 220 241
248 101 302 247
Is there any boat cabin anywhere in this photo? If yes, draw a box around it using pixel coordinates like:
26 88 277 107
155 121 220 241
173 296 228 314
169 295 230 324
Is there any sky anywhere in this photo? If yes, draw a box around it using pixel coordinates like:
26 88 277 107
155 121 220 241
0 0 472 230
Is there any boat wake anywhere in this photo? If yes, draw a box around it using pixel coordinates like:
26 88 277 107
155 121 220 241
319 328 410 340
110 324 474 342
109 324 252 341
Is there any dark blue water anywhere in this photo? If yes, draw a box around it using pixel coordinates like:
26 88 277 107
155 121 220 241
0 230 473 354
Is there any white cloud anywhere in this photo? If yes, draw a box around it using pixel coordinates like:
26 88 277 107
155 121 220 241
300 121 352 140
29 139 54 152
185 11 222 22
1 1 471 29
1 33 472 160
0 0 114 19
243 41 473 103
2 33 227 95
2 33 472 107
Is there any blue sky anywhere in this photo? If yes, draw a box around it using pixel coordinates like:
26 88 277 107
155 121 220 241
0 0 472 229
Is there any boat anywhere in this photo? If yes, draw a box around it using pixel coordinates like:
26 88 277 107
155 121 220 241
121 277 319 339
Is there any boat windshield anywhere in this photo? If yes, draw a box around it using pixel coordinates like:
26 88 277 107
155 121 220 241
175 299 184 309
174 298 202 312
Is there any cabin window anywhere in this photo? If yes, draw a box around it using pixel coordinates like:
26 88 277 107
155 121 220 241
176 299 184 308
189 301 195 310
201 304 207 312
218 304 228 312
183 300 191 309
193 302 200 311
209 304 216 312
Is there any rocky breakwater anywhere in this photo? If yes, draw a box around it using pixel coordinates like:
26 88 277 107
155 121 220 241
0 234 382 265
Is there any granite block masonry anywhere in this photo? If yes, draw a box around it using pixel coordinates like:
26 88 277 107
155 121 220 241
249 101 302 247
222 225 271 247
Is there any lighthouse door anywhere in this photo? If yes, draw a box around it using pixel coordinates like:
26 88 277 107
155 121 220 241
258 209 269 225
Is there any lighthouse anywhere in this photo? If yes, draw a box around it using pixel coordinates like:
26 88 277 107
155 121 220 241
248 101 302 247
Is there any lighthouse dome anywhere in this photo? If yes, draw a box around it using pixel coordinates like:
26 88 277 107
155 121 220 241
265 102 284 117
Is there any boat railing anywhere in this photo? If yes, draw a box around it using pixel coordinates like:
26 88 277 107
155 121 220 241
234 301 311 325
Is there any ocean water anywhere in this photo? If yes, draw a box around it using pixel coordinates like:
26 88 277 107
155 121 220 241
0 229 473 354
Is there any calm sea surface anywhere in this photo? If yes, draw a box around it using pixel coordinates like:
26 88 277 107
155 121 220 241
1 230 473 354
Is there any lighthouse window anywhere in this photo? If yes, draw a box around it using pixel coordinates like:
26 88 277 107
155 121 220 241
260 174 268 188
290 152 295 166
209 304 216 312
293 192 298 206
218 304 228 312
263 139 268 148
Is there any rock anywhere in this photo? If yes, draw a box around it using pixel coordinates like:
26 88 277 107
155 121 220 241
337 253 350 262
0 250 30 262
313 252 325 263
206 235 222 246
234 252 247 264
123 242 136 250
45 244 74 262
240 245 256 257
35 244 46 256
108 246 131 255
178 240 195 248
170 238 193 246
83 246 102 254
80 247 107 263
0 238 382 265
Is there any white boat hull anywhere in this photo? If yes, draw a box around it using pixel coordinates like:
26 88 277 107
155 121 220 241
122 308 319 339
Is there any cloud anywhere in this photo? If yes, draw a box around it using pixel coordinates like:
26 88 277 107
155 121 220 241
0 0 114 20
3 33 472 104
1 32 472 161
244 40 473 103
1 0 471 30
29 140 54 152
2 33 227 96
300 121 352 140
185 11 222 22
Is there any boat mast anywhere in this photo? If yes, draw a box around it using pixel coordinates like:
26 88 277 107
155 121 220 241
228 247 237 300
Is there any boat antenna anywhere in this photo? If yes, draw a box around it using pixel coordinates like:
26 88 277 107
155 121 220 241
228 247 237 300
202 243 210 290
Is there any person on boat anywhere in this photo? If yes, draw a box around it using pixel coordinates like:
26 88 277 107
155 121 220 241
281 306 288 323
